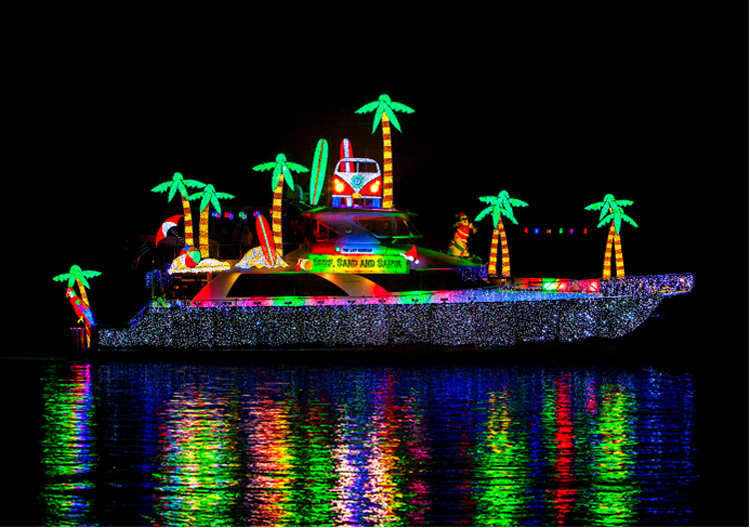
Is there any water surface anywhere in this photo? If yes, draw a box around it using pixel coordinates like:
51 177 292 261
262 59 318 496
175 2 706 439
6 356 703 526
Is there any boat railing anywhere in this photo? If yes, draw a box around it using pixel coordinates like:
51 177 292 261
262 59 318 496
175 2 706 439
599 273 695 297
141 273 694 312
500 273 694 296
506 278 602 294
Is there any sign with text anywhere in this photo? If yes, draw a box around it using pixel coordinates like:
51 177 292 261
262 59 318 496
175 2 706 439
309 254 409 274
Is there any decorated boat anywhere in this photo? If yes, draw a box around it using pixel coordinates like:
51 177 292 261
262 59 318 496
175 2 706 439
97 207 693 349
60 94 693 350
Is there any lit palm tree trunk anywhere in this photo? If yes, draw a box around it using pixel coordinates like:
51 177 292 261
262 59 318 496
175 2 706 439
488 227 499 276
498 219 511 277
181 195 195 247
76 279 90 307
381 113 394 209
603 223 615 279
272 177 284 257
199 207 210 258
74 278 92 347
614 231 625 277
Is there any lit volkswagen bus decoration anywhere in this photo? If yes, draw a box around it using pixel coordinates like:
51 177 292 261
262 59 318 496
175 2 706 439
332 157 382 208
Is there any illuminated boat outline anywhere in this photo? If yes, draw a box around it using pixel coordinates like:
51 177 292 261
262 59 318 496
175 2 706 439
98 207 693 349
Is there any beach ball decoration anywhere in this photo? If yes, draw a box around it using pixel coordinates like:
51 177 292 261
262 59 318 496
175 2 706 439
179 246 201 268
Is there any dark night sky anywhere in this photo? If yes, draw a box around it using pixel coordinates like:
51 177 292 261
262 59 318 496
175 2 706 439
18 9 745 346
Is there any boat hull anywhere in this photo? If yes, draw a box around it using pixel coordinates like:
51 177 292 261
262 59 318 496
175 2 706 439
99 273 693 349
99 293 665 349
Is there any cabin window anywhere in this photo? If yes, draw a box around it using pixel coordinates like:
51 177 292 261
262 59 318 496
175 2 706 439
301 216 340 242
353 215 422 239
361 270 466 292
355 216 393 237
394 217 421 238
314 220 339 241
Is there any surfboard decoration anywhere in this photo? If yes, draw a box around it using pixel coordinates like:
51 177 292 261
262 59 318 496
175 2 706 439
310 138 328 206
340 138 353 172
254 211 276 264
235 211 286 269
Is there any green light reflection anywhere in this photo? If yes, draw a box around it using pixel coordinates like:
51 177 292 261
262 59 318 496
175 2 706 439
154 385 242 526
39 364 97 527
474 388 529 526
589 383 639 525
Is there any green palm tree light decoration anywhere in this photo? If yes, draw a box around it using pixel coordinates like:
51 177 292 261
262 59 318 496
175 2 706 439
151 172 206 247
52 264 101 307
355 94 415 209
475 190 528 277
187 184 235 258
252 153 309 257
585 193 638 279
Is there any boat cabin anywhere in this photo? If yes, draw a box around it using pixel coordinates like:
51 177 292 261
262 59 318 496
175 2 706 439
297 208 423 255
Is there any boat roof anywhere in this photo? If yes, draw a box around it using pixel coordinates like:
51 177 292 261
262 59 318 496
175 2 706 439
302 206 418 220
302 208 420 239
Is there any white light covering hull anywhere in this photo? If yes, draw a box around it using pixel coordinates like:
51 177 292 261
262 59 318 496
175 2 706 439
99 273 692 349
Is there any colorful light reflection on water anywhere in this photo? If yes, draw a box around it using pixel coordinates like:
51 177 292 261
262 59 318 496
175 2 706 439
33 362 696 525
39 363 97 526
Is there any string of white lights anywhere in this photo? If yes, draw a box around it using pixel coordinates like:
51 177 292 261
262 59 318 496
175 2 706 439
99 292 669 349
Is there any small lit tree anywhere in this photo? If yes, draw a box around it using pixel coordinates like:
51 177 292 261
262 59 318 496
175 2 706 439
151 172 206 247
354 94 415 209
52 264 101 307
187 184 235 258
474 191 528 277
252 153 309 257
585 193 638 279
